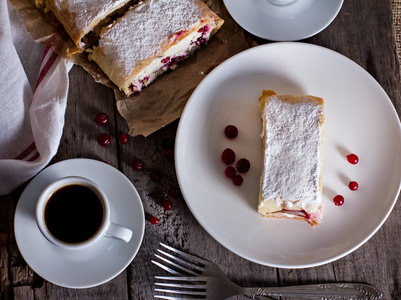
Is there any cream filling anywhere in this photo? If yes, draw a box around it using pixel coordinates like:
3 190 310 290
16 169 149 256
129 27 206 92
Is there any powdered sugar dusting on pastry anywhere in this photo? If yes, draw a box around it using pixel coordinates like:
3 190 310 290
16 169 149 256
96 0 204 78
261 96 324 212
51 0 129 37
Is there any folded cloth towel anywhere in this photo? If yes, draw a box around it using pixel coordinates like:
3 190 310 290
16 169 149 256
0 0 73 195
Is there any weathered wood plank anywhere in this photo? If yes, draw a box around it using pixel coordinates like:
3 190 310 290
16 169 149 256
1 0 400 299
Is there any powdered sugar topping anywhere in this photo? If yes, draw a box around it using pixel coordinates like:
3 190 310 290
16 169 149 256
97 0 204 78
53 0 129 36
261 96 324 212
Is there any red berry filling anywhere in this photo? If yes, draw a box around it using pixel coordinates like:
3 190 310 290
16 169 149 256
333 195 344 206
97 133 111 147
162 55 188 71
222 148 235 165
224 125 238 139
194 24 212 46
347 153 359 164
161 57 170 64
95 113 109 125
236 158 250 173
171 31 187 43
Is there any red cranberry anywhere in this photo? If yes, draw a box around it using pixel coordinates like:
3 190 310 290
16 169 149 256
165 149 174 161
132 159 144 171
225 166 236 178
168 186 179 197
224 125 238 139
349 181 359 191
222 148 235 165
162 199 173 211
150 171 161 181
148 216 159 224
118 134 129 144
333 195 344 206
347 153 359 164
236 158 250 173
95 113 109 125
97 133 111 147
233 175 243 186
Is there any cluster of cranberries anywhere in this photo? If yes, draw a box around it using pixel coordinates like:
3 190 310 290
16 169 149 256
333 153 359 206
132 138 178 225
221 125 250 186
96 112 129 146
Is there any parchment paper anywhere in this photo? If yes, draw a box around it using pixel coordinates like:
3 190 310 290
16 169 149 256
9 0 254 136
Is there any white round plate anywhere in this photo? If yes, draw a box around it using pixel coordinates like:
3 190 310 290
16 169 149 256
175 42 401 268
14 158 145 288
223 0 343 41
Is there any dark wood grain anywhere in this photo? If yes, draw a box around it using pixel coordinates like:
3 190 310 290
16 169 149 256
1 0 400 299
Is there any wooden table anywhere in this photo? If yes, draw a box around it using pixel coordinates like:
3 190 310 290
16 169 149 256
1 0 400 299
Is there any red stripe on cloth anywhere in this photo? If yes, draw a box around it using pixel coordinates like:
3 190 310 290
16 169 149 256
35 50 59 90
27 151 40 162
41 45 51 64
14 142 36 160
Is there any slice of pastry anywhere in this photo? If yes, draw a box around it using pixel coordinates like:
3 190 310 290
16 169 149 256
88 0 224 95
44 0 133 54
258 90 325 227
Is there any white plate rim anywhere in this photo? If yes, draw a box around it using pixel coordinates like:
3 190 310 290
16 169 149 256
175 42 401 269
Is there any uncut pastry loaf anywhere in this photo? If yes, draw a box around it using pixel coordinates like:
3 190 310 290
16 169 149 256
258 90 325 227
88 0 224 95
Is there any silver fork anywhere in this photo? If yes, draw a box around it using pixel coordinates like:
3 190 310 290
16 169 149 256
152 243 382 300
151 242 234 279
154 276 382 300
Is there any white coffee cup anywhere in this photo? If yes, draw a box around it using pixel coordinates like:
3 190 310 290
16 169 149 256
267 0 297 6
36 176 132 250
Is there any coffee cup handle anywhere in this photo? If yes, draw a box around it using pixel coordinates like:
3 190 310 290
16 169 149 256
105 222 133 243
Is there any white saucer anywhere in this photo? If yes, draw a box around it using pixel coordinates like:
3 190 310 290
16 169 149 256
14 158 145 288
223 0 344 41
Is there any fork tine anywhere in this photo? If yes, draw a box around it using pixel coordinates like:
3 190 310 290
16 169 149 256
155 276 208 281
155 250 203 274
154 296 199 300
151 259 185 276
154 288 206 296
155 276 207 298
154 296 202 300
160 243 209 265
155 282 207 289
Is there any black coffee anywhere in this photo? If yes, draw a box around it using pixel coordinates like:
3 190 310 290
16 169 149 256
44 184 104 244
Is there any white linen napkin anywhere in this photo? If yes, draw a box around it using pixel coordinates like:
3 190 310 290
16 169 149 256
0 0 73 195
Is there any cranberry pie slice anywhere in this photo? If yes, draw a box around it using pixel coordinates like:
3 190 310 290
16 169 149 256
88 0 224 95
44 0 133 54
258 90 325 227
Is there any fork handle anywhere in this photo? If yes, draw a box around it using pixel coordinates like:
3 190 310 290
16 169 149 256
244 283 382 299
